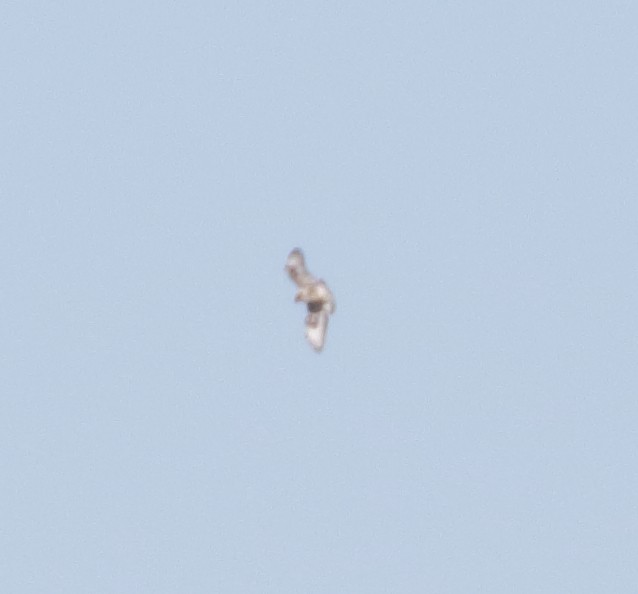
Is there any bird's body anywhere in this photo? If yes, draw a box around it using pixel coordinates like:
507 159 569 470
285 248 335 352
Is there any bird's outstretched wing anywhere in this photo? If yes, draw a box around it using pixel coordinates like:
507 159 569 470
285 248 316 288
305 309 330 352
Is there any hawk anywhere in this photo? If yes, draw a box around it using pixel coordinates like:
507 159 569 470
285 248 336 352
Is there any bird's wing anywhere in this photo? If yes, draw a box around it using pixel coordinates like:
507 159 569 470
305 309 329 352
285 248 316 287
314 280 336 313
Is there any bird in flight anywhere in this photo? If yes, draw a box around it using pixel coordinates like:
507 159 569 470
285 248 336 352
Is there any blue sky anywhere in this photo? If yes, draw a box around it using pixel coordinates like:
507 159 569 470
2 1 638 592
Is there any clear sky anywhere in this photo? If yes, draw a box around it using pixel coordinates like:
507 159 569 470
2 1 637 592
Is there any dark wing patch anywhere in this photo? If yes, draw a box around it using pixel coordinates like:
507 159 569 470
307 301 323 313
